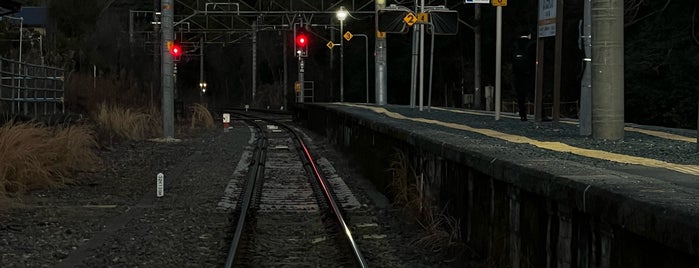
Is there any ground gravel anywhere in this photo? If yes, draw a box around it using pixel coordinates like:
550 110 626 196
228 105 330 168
1 121 457 267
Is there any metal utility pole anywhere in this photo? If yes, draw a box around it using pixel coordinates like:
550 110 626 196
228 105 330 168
474 5 482 110
428 23 435 110
340 17 345 102
283 31 288 108
199 38 204 86
418 0 425 111
160 0 174 138
199 38 205 103
375 0 387 105
298 58 304 103
252 20 257 103
410 14 419 108
552 0 564 123
580 0 592 136
295 27 305 103
494 6 502 120
591 0 624 140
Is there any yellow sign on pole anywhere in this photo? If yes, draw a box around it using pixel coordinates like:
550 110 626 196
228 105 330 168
167 41 174 50
326 41 335 49
403 12 417 27
417 12 429 23
492 0 507 6
294 81 301 93
376 31 386 38
344 31 353 41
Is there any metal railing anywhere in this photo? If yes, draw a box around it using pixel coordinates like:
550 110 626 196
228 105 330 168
0 57 65 117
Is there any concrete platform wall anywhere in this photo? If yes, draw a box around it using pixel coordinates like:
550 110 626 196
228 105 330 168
297 104 699 268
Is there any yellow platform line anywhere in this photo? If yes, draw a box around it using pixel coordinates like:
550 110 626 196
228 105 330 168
431 107 696 143
341 104 699 176
625 127 696 143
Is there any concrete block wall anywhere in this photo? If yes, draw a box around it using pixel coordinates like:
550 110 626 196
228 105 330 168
297 104 699 267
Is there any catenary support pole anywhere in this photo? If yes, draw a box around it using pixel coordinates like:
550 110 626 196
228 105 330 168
375 0 387 105
340 19 344 102
428 23 434 110
252 20 257 103
495 6 502 120
535 39 545 123
298 58 304 103
591 0 624 140
418 0 425 111
410 15 419 108
474 5 482 110
283 31 288 108
161 0 174 138
553 0 564 124
580 0 592 136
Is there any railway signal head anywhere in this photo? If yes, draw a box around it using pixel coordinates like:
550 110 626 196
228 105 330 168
168 41 183 61
295 32 309 57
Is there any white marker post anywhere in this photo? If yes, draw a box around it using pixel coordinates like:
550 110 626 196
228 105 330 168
223 113 231 132
157 173 164 197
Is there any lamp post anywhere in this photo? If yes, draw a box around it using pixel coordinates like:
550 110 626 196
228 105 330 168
336 7 348 102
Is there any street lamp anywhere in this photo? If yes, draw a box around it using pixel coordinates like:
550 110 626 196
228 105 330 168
336 6 348 102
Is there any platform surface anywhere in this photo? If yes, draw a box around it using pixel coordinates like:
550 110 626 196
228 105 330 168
301 102 699 255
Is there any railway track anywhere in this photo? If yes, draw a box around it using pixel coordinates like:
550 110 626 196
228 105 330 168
224 111 367 267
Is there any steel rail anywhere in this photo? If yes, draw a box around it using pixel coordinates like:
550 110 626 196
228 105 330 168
224 118 267 268
280 118 369 268
224 110 368 267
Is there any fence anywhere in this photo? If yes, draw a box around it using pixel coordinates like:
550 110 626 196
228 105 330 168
0 57 65 117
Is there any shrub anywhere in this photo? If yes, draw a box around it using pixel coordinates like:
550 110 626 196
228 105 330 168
93 103 161 142
190 103 214 129
0 121 100 202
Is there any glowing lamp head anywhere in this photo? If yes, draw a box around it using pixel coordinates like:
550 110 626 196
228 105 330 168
296 34 308 47
169 44 182 57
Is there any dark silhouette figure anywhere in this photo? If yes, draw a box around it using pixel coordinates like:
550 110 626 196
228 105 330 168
511 31 535 121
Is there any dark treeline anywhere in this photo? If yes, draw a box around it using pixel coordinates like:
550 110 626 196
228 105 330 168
3 0 695 128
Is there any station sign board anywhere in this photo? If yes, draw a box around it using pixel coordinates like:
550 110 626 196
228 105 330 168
538 0 557 37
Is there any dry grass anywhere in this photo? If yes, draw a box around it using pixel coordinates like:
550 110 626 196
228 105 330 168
387 149 465 258
93 103 161 142
190 103 214 129
413 206 464 253
0 121 100 203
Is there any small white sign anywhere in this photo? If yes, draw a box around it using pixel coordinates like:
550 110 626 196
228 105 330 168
157 173 164 197
223 113 230 123
464 0 490 3
538 0 557 37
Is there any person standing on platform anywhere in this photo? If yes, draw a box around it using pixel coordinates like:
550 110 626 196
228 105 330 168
511 30 536 121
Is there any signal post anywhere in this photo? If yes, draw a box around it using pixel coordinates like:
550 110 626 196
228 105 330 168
295 30 308 103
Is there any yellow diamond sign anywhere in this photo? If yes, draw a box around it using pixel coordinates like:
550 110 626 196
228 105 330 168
403 12 417 27
343 31 353 41
326 41 335 49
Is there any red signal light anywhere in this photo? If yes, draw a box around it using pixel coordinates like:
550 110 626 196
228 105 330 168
296 34 308 47
169 44 182 57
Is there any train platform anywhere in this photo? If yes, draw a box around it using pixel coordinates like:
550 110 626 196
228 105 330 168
296 102 699 266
